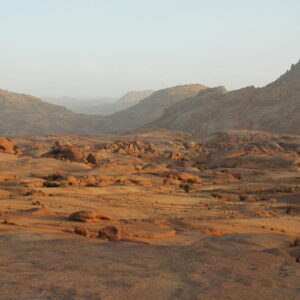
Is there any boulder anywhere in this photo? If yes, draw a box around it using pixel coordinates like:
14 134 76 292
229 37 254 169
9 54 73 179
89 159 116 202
177 172 202 184
0 137 20 154
167 172 202 184
98 226 121 241
168 152 182 160
63 147 86 163
74 226 89 237
66 176 79 186
185 141 199 152
68 210 112 222
45 143 87 163
104 141 159 156
86 153 100 164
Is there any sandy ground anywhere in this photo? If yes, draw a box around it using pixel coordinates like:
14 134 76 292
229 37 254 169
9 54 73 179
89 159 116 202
0 132 299 299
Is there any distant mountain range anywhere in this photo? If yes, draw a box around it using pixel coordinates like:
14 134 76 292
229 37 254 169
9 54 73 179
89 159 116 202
0 85 205 135
1 60 300 137
95 84 207 132
43 96 116 107
43 90 154 116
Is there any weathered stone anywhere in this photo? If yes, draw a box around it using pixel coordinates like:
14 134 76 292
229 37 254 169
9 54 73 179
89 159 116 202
98 226 121 241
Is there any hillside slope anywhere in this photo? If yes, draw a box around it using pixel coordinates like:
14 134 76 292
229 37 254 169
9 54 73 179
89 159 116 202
146 60 300 137
44 91 155 116
116 90 154 104
0 89 102 135
97 84 207 132
0 85 206 135
43 96 116 115
69 90 155 116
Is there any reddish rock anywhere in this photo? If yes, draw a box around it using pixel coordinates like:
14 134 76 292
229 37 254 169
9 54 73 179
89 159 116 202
177 172 202 184
63 147 86 162
164 179 181 185
185 141 199 152
82 175 97 186
168 152 182 160
87 153 100 164
104 141 158 156
68 210 112 222
0 137 21 154
74 226 89 237
45 143 87 163
98 226 121 241
23 189 46 197
66 176 79 186
31 200 45 207
167 172 202 184
180 184 192 193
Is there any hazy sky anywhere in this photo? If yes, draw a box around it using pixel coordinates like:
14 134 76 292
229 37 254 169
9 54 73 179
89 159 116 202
0 0 299 98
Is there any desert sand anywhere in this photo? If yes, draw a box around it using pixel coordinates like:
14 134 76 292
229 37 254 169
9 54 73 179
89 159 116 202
0 130 299 299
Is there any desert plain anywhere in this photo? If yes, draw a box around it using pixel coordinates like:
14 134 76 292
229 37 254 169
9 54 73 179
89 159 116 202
0 129 299 299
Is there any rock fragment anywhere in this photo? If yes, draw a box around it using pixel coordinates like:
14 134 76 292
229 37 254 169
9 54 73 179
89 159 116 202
68 210 112 222
0 137 21 154
98 226 121 241
74 226 89 237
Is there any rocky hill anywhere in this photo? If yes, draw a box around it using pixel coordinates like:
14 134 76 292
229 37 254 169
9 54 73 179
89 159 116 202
69 90 155 116
96 84 207 132
2 60 300 137
116 90 154 104
0 89 102 135
0 85 205 135
146 60 300 137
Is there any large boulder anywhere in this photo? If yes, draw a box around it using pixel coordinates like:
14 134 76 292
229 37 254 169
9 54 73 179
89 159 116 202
63 147 86 163
0 137 20 154
185 141 199 152
74 225 89 237
167 172 202 184
86 153 100 165
45 142 87 163
98 226 121 241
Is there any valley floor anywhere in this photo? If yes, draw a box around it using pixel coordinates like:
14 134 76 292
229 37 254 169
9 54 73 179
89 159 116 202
0 130 299 299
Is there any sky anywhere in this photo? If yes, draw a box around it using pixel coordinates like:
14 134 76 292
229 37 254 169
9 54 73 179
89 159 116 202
0 0 300 99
